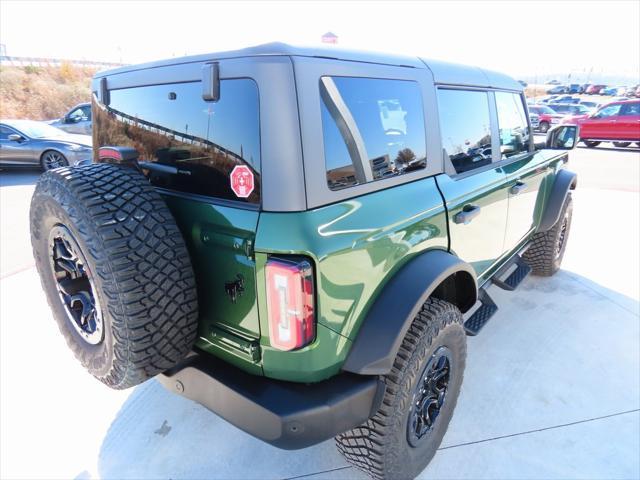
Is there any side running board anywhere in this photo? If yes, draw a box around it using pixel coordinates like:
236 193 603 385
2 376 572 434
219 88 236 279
492 256 532 291
464 289 498 336
464 253 532 336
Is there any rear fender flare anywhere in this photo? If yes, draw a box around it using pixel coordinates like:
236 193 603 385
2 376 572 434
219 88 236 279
342 250 476 375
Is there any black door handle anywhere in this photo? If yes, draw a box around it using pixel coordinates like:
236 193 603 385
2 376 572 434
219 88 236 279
510 181 527 195
454 204 481 225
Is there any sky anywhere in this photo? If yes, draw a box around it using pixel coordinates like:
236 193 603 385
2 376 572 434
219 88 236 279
1 0 639 83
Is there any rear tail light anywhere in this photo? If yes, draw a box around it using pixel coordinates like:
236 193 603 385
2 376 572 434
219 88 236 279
98 146 139 163
265 257 315 351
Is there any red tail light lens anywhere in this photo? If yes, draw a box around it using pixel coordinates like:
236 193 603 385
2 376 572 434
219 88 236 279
265 257 315 351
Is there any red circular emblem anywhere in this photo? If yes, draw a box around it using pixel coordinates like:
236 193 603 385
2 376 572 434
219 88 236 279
230 165 255 198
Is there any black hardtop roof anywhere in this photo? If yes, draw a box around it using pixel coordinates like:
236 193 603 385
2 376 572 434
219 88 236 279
94 42 521 91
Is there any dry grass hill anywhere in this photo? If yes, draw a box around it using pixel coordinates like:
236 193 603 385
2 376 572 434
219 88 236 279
0 63 97 121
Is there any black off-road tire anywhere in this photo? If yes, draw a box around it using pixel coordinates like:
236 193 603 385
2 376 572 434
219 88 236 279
523 194 573 277
336 298 466 480
612 141 631 148
582 140 601 148
30 163 198 389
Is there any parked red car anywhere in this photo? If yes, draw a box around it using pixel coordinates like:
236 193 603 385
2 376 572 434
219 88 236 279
528 105 565 132
584 84 606 95
563 100 640 148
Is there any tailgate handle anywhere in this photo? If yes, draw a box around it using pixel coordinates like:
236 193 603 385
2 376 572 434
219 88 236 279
454 204 481 225
510 181 528 195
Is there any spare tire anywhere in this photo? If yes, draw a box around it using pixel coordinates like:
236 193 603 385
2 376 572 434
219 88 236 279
30 164 198 389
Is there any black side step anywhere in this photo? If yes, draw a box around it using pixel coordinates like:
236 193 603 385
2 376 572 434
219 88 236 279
492 256 532 291
464 289 498 336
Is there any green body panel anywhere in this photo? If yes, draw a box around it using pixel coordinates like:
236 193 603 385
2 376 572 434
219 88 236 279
159 151 566 383
477 150 565 284
254 177 448 381
436 168 509 282
437 149 566 284
502 150 555 250
161 194 262 351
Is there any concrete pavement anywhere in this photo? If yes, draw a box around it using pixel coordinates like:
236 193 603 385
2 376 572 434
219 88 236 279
1 146 639 479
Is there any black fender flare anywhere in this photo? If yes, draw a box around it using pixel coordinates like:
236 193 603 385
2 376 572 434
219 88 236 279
538 169 577 232
342 249 477 376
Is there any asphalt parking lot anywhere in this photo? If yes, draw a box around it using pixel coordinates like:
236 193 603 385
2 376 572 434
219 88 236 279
1 144 639 479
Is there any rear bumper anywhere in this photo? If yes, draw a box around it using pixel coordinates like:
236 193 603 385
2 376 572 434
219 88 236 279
157 353 382 449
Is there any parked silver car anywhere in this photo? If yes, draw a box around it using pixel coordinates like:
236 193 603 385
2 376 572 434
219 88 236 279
47 102 92 134
0 120 92 170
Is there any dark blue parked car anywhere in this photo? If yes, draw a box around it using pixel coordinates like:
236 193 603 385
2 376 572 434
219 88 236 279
567 84 584 94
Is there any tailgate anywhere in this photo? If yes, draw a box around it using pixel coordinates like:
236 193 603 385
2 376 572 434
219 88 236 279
163 195 262 373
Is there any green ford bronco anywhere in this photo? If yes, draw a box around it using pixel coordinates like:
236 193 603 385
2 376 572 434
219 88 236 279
30 43 578 479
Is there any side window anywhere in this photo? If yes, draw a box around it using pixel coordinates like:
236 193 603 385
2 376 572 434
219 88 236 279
620 103 640 116
437 89 492 174
495 91 531 159
81 105 92 120
320 77 427 191
0 125 17 140
594 104 622 118
68 107 87 121
94 79 261 204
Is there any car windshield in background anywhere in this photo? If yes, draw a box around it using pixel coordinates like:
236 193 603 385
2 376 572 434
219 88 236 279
6 120 66 139
533 105 557 115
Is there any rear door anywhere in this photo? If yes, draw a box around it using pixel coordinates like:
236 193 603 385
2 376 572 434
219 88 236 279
435 88 509 281
495 91 549 250
93 59 268 369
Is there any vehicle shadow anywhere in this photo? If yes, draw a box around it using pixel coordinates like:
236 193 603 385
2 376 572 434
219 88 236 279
97 380 353 480
96 270 639 480
0 169 41 187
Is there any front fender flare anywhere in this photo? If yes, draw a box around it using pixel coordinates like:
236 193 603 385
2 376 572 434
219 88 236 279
538 169 577 232
342 250 476 376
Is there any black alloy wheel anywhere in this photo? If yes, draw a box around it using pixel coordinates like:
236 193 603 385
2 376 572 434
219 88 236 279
407 346 452 447
49 224 103 345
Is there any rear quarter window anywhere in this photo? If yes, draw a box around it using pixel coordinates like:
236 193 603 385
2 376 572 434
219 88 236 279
93 78 260 204
320 77 427 191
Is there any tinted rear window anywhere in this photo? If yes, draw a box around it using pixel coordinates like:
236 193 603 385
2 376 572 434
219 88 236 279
93 79 260 204
320 77 427 191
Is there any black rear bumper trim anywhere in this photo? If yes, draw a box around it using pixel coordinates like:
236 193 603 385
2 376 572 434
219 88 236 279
158 353 381 450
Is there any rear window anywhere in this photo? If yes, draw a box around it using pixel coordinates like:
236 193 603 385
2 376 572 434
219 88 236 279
93 79 260 204
320 77 427 191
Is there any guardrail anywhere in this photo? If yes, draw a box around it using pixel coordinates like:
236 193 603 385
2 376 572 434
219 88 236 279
0 56 126 68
